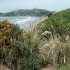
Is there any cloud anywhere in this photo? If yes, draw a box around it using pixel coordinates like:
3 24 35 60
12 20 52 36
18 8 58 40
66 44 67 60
0 0 70 12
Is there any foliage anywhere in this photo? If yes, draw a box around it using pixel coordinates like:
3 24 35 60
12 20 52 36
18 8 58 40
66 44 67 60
2 24 40 70
1 8 70 70
18 57 40 70
0 20 11 47
36 8 70 67
17 31 40 70
0 20 23 70
37 8 70 41
58 64 70 70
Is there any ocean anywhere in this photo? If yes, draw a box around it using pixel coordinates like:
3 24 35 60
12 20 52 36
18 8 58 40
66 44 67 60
0 16 45 28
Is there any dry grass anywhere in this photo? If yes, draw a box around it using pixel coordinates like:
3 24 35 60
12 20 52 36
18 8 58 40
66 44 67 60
38 37 60 56
23 23 37 32
0 65 11 70
40 66 57 70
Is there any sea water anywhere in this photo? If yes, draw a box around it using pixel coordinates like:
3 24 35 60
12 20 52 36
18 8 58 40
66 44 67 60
0 16 44 28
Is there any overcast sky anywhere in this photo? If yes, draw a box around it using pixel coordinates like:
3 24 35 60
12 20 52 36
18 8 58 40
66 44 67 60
0 0 70 12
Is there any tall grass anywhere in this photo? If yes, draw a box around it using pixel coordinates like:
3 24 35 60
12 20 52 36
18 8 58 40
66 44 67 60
38 34 70 66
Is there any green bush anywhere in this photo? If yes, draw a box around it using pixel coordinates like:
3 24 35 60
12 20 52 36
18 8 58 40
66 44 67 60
18 57 40 70
58 64 70 70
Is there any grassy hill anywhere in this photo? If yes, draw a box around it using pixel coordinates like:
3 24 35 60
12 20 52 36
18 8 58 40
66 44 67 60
37 8 70 40
0 8 52 16
35 8 70 70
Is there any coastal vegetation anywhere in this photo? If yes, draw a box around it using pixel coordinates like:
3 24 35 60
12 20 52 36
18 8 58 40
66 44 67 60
0 8 70 70
36 8 70 69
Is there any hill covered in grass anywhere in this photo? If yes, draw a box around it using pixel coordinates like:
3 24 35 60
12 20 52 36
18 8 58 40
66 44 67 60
0 8 53 16
36 8 70 40
35 8 70 70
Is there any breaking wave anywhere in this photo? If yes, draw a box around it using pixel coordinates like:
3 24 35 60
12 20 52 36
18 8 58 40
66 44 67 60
0 16 45 28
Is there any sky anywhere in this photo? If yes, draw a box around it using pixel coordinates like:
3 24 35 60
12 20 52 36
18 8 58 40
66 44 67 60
0 0 70 13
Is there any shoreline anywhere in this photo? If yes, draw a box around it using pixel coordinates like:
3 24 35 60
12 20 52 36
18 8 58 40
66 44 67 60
23 16 48 32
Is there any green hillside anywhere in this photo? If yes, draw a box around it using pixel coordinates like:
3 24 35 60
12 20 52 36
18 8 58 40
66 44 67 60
35 8 70 70
37 8 70 40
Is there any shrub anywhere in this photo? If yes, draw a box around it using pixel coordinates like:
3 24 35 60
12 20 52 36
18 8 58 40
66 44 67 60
18 57 40 70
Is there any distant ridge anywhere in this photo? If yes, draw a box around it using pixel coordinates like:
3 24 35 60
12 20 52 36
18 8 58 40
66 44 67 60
0 8 53 16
